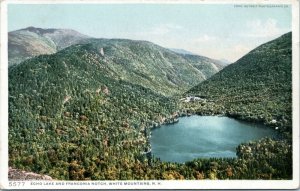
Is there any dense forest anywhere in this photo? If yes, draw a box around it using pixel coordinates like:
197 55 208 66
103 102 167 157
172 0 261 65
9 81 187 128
9 32 292 180
186 32 292 135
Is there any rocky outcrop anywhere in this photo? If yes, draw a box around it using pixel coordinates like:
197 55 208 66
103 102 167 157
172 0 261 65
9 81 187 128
8 167 53 180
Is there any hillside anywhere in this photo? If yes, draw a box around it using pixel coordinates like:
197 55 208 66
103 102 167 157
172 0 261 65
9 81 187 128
180 32 293 179
9 27 224 95
52 39 223 95
9 42 180 179
186 32 292 133
8 27 89 66
9 37 224 179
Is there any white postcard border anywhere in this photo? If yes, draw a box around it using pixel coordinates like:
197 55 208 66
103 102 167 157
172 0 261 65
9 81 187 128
0 0 299 189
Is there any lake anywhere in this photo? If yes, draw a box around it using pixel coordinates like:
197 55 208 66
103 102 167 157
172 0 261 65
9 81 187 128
150 115 276 163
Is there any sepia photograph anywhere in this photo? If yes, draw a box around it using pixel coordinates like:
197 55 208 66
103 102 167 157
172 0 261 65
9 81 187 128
0 0 299 189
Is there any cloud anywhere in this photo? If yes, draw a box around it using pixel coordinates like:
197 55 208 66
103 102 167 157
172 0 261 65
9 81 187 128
243 18 288 38
195 34 217 42
138 24 183 36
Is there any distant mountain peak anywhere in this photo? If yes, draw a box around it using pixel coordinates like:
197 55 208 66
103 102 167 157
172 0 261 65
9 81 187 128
218 58 231 65
17 26 88 37
9 27 90 66
169 48 196 55
21 26 57 35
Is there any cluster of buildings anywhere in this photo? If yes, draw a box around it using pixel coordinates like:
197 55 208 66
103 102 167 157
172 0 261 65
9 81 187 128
180 96 206 103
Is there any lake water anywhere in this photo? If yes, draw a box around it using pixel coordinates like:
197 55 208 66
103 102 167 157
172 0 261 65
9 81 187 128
150 116 276 163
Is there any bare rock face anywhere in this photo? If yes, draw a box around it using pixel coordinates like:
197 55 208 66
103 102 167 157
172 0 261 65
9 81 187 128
8 167 53 181
99 48 104 56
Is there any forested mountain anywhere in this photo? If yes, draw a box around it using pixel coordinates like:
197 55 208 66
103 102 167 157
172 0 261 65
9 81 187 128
9 27 223 95
8 27 292 180
72 39 224 95
8 37 223 179
8 27 89 66
9 42 179 179
180 32 293 180
187 32 292 133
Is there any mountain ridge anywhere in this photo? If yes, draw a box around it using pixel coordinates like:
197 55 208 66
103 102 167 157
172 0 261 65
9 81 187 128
169 48 196 55
8 27 226 71
10 31 224 95
69 38 225 95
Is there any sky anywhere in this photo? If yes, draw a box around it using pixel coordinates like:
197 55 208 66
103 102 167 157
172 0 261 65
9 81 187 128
8 3 292 62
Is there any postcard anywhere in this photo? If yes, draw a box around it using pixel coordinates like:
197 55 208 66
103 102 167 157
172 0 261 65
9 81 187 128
0 0 299 189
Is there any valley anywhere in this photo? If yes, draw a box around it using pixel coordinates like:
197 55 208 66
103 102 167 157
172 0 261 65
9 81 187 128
8 28 293 180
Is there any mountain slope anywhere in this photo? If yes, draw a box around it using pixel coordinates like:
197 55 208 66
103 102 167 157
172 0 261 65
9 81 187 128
170 48 230 66
9 43 179 179
7 36 224 180
186 32 292 133
8 27 89 66
9 27 224 96
66 39 224 95
169 48 196 55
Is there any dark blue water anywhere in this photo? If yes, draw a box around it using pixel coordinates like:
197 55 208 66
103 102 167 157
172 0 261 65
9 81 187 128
150 116 276 163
